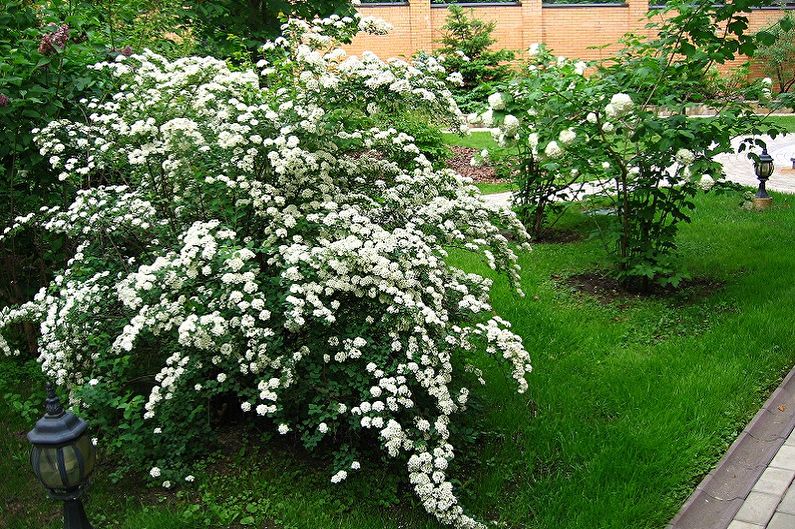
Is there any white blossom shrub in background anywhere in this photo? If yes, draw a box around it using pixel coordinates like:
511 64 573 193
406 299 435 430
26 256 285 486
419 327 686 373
483 0 780 292
0 15 532 529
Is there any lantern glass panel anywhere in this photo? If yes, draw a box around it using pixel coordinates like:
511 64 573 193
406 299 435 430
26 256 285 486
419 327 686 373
34 445 66 489
32 433 96 490
75 432 96 479
762 162 773 178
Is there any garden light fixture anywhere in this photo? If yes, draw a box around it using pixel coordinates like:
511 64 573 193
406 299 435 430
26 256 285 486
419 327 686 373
28 384 96 529
753 147 774 210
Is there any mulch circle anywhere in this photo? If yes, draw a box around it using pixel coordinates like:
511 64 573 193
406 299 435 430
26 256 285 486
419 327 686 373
532 228 584 244
557 271 724 304
446 146 505 184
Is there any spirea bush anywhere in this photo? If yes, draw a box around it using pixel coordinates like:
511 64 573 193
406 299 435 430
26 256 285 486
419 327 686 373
0 15 532 529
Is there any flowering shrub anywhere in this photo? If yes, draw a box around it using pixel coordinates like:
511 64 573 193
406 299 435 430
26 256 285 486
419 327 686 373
478 48 595 237
485 0 781 290
0 15 532 528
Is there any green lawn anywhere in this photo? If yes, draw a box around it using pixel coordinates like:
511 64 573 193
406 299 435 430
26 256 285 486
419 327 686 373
475 182 512 194
3 191 795 529
442 131 499 151
763 114 795 133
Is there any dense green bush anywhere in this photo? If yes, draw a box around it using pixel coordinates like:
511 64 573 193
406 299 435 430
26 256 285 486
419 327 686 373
1 2 106 344
432 5 515 112
754 14 795 93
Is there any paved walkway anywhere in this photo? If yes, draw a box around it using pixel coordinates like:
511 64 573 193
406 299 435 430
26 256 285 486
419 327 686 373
728 429 795 529
481 134 795 208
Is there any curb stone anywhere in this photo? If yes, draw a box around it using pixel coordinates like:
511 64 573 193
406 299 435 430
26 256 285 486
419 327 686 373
668 367 795 529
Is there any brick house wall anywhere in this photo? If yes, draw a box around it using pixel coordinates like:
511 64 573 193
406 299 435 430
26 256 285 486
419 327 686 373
344 1 791 72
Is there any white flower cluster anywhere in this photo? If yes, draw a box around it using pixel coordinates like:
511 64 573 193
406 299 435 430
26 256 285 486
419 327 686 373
0 16 532 529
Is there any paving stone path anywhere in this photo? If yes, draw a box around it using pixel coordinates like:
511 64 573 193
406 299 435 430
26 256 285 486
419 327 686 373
728 428 795 529
481 134 795 209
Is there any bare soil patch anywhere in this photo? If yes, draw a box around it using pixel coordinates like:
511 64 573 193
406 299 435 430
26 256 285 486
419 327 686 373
446 146 505 183
558 271 724 304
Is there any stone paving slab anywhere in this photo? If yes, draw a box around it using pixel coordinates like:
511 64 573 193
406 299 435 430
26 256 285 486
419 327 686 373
711 415 795 529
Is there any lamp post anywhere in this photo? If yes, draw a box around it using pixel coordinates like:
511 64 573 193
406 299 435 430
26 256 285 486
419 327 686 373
28 384 96 529
752 147 774 210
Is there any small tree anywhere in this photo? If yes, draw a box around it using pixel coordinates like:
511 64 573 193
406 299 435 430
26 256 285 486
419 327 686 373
755 14 795 93
487 0 783 291
436 5 514 111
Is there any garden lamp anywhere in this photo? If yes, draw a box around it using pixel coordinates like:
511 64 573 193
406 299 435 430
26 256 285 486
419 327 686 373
28 384 96 529
752 147 774 209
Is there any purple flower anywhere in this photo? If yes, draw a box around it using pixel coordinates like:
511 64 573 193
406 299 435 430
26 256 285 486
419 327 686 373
39 24 70 56
121 45 133 57
0 94 8 107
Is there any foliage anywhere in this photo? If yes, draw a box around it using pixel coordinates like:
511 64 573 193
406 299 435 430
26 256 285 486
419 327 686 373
754 13 795 93
479 53 594 238
0 16 532 529
485 0 782 291
0 0 208 358
382 112 452 168
177 0 355 60
0 1 105 349
433 5 515 112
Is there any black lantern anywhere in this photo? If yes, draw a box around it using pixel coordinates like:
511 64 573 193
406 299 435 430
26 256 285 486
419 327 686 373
754 147 775 199
28 384 96 529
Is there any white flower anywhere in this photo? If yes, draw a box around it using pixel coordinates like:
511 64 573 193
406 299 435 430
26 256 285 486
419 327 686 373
162 480 171 489
528 132 539 150
331 470 348 483
6 43 534 529
574 61 587 75
601 161 611 170
350 461 361 470
699 174 715 190
586 112 598 124
558 129 576 144
762 77 773 86
153 427 162 434
481 108 494 127
488 92 505 111
185 475 195 483
528 43 541 56
675 148 695 165
606 93 633 118
502 114 520 136
602 122 615 133
544 140 563 158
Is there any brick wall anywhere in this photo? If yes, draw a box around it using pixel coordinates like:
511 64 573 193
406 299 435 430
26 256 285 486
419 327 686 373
345 0 791 70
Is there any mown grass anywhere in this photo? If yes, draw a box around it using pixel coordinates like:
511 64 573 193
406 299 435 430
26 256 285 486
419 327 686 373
475 182 512 195
3 192 795 529
442 131 499 151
